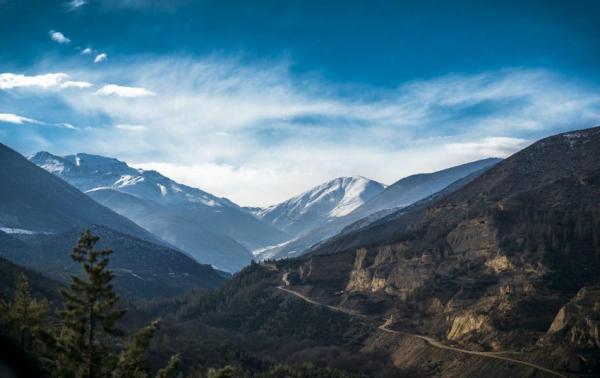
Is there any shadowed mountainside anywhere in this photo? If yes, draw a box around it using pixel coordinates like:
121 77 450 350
9 225 228 299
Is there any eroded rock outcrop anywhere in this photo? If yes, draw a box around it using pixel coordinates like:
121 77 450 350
546 286 600 349
447 312 493 340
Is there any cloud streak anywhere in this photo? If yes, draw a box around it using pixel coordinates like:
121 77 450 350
446 137 528 157
94 84 155 97
0 113 76 129
4 58 600 205
0 113 44 125
0 73 92 90
115 124 148 131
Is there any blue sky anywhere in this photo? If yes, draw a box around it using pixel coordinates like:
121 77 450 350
0 0 599 205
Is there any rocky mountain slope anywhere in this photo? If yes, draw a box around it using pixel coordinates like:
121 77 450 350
31 152 289 271
276 126 600 374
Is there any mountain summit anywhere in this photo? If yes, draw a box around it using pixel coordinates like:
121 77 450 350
252 176 386 238
30 152 237 208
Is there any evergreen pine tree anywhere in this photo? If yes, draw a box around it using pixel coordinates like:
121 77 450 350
56 230 125 378
113 319 181 378
113 319 159 378
0 272 49 352
155 354 180 378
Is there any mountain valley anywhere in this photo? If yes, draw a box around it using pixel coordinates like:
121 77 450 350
0 127 598 376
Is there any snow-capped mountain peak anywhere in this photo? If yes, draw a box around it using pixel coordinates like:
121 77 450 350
254 175 386 237
30 151 234 208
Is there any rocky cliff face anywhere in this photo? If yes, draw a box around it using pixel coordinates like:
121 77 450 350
546 286 600 349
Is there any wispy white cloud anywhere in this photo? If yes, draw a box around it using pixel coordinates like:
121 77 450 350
445 137 528 157
0 113 44 125
94 53 107 63
49 30 71 44
61 80 93 89
115 124 148 131
94 84 155 97
57 123 77 129
81 47 93 55
0 113 77 129
0 73 93 90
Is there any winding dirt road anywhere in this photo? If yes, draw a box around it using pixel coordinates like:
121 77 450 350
277 285 370 319
276 282 565 377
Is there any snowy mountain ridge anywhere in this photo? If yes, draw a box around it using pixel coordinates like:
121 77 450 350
30 151 290 272
30 152 237 208
253 176 386 238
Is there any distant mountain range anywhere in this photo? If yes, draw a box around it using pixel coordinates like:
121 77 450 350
30 152 289 272
30 151 501 268
0 143 227 298
10 142 504 274
252 158 500 260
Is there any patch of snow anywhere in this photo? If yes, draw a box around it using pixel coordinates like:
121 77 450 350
85 186 113 193
114 174 145 188
40 159 66 174
0 227 53 235
251 238 297 257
